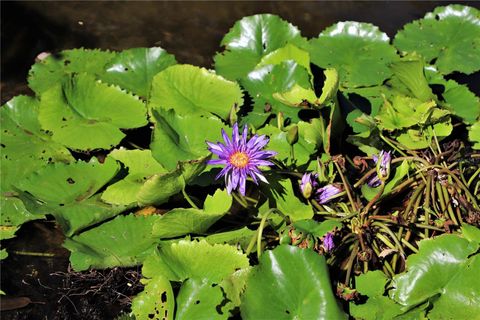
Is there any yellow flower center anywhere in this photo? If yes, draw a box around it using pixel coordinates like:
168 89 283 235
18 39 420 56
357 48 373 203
229 151 250 168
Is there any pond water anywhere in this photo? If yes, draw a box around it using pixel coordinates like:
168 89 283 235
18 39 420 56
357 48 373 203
0 1 477 318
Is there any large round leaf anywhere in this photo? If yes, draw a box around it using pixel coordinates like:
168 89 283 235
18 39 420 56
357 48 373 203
131 275 174 320
241 60 312 122
149 64 243 120
101 149 167 205
64 214 160 271
15 158 119 205
175 279 227 320
38 73 148 150
136 156 208 206
390 234 480 317
150 108 224 170
142 240 249 283
1 96 72 164
28 48 115 95
100 47 177 98
308 22 398 87
241 245 347 320
152 189 231 238
214 14 306 81
394 5 480 75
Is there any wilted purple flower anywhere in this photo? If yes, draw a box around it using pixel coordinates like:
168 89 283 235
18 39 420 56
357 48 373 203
315 184 341 204
368 150 392 187
323 232 335 251
300 172 319 199
206 123 277 195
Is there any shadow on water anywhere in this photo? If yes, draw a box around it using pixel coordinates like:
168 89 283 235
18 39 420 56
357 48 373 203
0 1 478 318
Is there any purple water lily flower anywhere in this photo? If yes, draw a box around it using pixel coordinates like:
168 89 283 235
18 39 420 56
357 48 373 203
368 150 392 187
323 232 335 251
300 172 319 199
206 123 277 195
315 184 341 204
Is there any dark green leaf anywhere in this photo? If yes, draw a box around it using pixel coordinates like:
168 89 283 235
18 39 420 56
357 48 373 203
241 245 347 320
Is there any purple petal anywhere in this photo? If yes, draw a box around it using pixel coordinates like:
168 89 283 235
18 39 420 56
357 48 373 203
323 232 335 251
316 185 341 204
207 159 228 165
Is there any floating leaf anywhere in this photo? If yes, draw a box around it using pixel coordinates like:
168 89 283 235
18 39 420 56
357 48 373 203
394 5 480 75
350 271 403 320
64 214 160 271
257 44 313 78
150 109 224 170
39 73 148 150
52 194 127 236
28 48 115 95
292 220 343 238
204 227 256 251
396 120 453 150
149 64 243 120
214 14 306 80
136 156 208 206
390 234 480 317
389 59 434 102
308 22 398 87
152 189 232 238
241 245 347 319
100 47 177 97
469 122 480 149
101 149 167 205
175 279 227 320
142 240 249 283
242 61 311 121
0 196 39 240
269 178 313 221
1 96 72 164
131 275 174 320
15 158 119 205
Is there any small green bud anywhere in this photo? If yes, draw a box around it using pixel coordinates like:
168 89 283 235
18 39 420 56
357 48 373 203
287 125 299 145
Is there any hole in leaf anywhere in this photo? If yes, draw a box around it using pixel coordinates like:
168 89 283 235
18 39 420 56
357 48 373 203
430 57 438 65
160 291 167 303
195 300 200 305
148 314 155 319
286 310 290 314
124 67 129 71
67 178 75 184
64 60 71 66
1 144 5 148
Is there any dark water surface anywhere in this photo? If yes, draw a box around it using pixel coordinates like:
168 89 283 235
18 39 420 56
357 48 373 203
0 1 478 318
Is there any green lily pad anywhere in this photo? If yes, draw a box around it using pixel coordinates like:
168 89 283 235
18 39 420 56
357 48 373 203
131 275 174 320
28 48 115 95
308 22 398 87
0 249 7 260
242 60 311 121
15 158 119 205
390 234 479 317
241 245 347 319
39 73 148 150
101 149 167 205
175 278 227 320
214 14 306 81
204 227 256 251
1 96 72 164
396 120 453 150
350 271 403 320
0 196 39 240
469 121 480 149
257 44 312 78
150 109 224 170
389 59 434 102
100 47 177 98
292 220 343 238
394 5 480 75
142 240 249 283
52 194 127 236
269 178 313 221
149 64 243 120
257 123 319 167
152 189 232 238
64 214 160 271
136 156 208 206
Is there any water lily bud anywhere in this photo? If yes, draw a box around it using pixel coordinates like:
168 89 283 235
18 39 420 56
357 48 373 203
315 184 341 204
376 150 392 180
300 173 319 199
277 112 284 130
287 125 299 145
323 232 335 251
